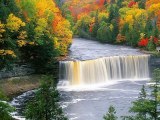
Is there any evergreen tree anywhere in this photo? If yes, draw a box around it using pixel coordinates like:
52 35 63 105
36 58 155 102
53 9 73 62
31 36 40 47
138 0 146 9
108 5 114 23
150 68 160 120
25 75 68 120
128 85 151 120
91 10 99 37
117 0 124 8
0 90 15 120
104 105 117 120
111 19 119 42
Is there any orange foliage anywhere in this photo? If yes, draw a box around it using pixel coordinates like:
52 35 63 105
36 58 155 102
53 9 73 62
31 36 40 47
66 0 107 20
52 15 62 30
146 0 160 8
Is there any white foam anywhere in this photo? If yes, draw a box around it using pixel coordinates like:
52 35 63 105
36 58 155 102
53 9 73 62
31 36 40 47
58 78 150 91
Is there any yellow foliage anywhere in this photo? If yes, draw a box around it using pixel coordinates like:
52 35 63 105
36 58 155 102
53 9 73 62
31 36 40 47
0 21 5 41
36 0 59 17
6 14 25 32
109 24 114 31
17 40 27 47
53 19 73 55
34 18 48 37
53 37 60 49
28 42 35 45
125 15 134 27
122 8 147 30
0 49 16 58
98 12 108 23
17 31 27 40
148 3 160 16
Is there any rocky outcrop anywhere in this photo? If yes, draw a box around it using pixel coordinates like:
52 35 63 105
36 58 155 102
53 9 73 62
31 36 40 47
0 64 35 79
150 56 160 68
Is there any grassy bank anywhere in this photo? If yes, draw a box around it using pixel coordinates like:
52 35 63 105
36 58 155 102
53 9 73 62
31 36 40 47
0 75 43 100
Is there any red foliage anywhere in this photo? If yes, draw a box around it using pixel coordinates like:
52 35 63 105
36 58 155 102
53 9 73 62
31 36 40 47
89 24 94 32
89 26 93 32
154 37 158 44
128 1 136 8
99 0 105 6
138 38 149 47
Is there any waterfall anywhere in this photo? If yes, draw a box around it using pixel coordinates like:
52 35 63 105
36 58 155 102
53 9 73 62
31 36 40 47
59 55 150 86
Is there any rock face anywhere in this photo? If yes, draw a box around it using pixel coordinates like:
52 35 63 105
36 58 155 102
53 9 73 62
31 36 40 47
0 64 35 79
150 56 160 68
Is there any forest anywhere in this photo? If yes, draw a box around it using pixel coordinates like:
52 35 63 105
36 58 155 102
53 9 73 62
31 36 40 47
1 0 160 120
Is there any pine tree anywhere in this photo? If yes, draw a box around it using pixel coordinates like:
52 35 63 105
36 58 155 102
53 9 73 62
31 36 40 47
25 75 68 120
104 105 118 120
92 10 99 37
0 90 15 120
150 68 160 120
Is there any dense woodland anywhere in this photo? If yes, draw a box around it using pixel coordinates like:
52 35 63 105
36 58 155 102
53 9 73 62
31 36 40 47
0 0 72 72
64 0 160 49
1 0 160 120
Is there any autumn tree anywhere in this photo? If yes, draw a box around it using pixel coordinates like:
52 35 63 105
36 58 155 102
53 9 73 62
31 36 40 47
15 0 73 72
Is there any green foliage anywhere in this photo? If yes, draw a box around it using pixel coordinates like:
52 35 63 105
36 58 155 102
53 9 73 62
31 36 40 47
0 89 15 120
125 28 139 47
103 105 117 120
61 4 75 28
138 0 146 9
91 10 99 37
116 0 124 8
107 4 119 23
0 101 15 120
0 0 20 22
147 40 156 51
25 75 68 120
97 22 112 43
20 34 58 73
0 1 22 70
74 15 92 38
121 23 129 36
0 89 8 101
19 0 36 20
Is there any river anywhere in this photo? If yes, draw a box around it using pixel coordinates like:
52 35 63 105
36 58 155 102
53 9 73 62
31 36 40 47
11 38 150 120
58 38 150 120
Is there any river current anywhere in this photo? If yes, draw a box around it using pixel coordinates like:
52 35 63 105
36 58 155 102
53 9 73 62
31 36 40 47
58 38 150 120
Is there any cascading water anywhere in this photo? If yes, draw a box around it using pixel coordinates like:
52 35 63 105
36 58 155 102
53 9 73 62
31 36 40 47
59 55 150 86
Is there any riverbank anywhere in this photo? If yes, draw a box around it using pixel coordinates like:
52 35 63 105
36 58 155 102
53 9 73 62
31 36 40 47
0 75 42 100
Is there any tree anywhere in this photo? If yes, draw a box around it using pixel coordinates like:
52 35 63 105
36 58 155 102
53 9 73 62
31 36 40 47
91 10 99 37
126 85 152 120
104 105 117 120
138 0 146 9
0 0 20 22
150 68 160 120
0 101 15 120
25 75 68 120
0 90 15 120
